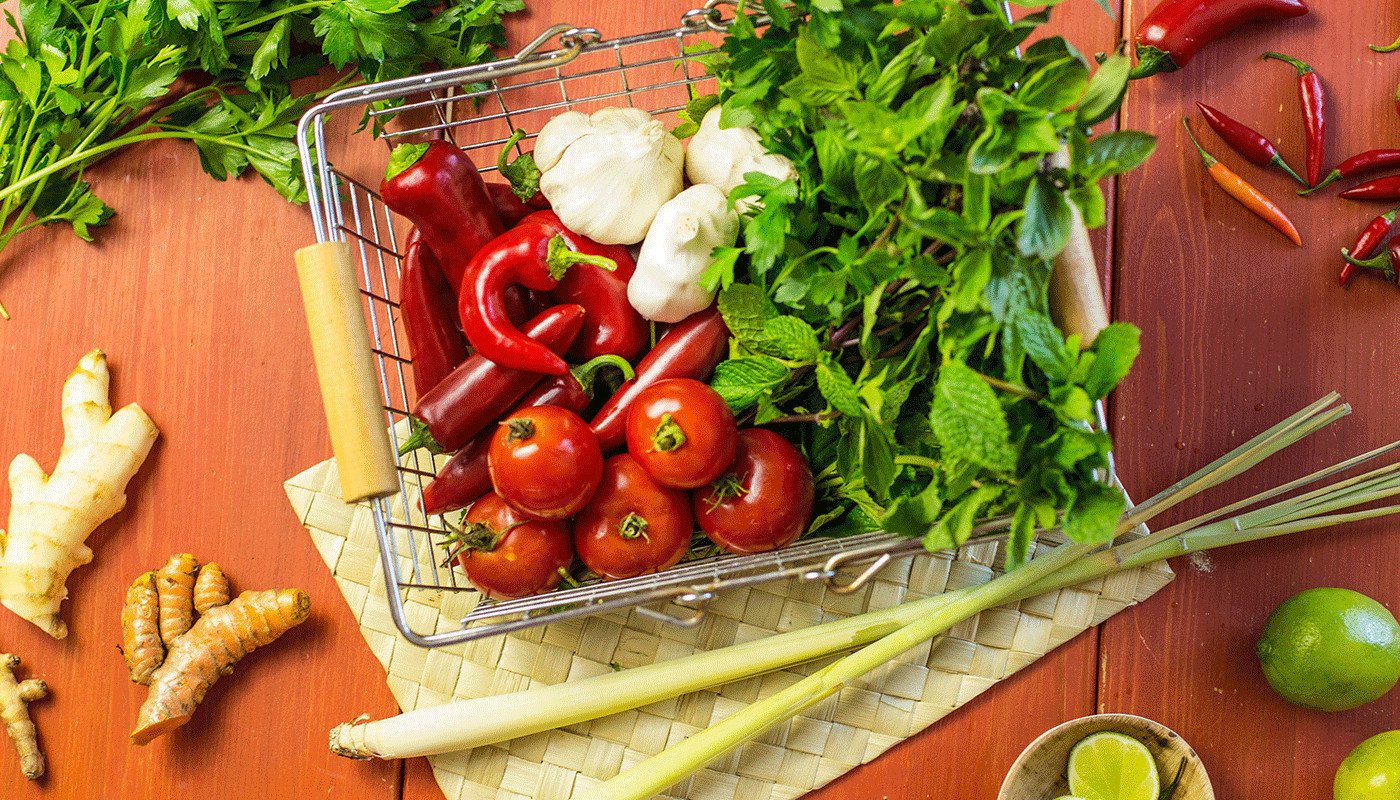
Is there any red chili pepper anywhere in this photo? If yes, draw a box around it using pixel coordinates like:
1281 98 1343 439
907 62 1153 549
401 228 471 398
1196 102 1304 185
420 354 634 515
459 224 618 376
524 210 650 362
486 183 550 227
1341 237 1400 286
1302 150 1400 195
381 141 504 293
398 304 586 456
1131 0 1309 79
590 306 731 452
1339 175 1400 202
1262 52 1325 188
1183 118 1303 246
1339 208 1399 287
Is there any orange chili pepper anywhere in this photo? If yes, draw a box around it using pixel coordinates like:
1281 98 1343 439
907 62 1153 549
1182 118 1303 247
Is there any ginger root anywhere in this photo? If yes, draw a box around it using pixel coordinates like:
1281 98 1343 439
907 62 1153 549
0 653 47 780
0 350 158 638
122 557 310 745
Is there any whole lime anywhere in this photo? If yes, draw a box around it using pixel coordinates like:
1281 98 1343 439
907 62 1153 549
1335 731 1400 800
1255 588 1400 712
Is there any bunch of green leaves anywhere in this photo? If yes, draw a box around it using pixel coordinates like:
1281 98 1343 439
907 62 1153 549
0 0 521 282
700 0 1154 567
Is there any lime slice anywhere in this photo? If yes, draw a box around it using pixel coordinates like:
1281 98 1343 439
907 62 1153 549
1052 796 1089 800
1067 731 1161 800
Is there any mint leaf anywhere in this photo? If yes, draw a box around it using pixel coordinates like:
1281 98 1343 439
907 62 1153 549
923 484 1002 551
1013 310 1072 381
710 356 790 413
931 362 1016 472
1083 322 1140 399
861 411 898 500
761 316 819 361
1018 177 1073 259
816 352 862 416
1062 482 1125 543
716 283 771 351
881 478 943 538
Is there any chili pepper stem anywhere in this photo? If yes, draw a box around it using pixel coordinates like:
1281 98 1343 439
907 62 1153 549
1298 169 1341 195
1262 51 1313 75
1181 118 1217 167
1271 154 1306 186
571 354 636 393
545 235 617 280
398 418 445 457
1129 45 1176 80
1371 32 1400 53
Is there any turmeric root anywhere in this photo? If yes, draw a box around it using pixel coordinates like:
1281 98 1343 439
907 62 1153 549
0 350 158 638
155 553 198 647
131 587 310 745
192 562 229 614
0 653 47 780
121 572 163 685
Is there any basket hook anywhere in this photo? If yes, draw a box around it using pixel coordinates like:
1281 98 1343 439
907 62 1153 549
513 23 601 63
683 0 747 33
635 589 714 628
821 551 892 595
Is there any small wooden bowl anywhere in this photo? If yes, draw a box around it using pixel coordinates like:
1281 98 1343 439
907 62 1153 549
998 713 1215 800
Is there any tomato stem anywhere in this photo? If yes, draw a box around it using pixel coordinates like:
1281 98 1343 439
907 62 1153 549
618 512 651 541
505 418 536 442
650 414 688 453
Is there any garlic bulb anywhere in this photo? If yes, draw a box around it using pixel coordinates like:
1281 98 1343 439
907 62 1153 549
628 184 739 323
535 107 684 245
684 106 797 207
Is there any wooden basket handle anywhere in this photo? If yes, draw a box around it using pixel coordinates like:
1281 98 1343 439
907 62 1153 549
1048 145 1110 343
295 242 400 503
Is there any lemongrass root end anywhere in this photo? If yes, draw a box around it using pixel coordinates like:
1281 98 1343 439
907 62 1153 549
329 716 376 760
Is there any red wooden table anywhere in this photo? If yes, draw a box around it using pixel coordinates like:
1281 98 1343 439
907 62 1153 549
1 1 1397 798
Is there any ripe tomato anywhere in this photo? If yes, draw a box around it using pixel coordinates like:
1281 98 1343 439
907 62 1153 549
488 405 603 520
453 493 574 599
575 454 693 579
624 378 737 489
694 428 814 554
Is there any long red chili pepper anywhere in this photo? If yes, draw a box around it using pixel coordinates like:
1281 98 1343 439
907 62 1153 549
1339 209 1398 287
398 304 586 456
1339 175 1400 202
459 224 617 376
524 210 650 362
401 228 471 398
1183 119 1303 246
1196 103 1304 185
420 354 634 515
1341 237 1400 286
590 306 731 452
486 183 543 227
1131 0 1309 79
1262 52 1325 188
381 141 504 293
1300 149 1400 195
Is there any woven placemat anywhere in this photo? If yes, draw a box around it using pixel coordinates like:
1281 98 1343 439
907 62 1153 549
286 457 1173 800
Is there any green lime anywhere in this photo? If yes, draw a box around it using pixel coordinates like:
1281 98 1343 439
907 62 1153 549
1256 588 1400 712
1067 732 1160 800
1335 731 1400 800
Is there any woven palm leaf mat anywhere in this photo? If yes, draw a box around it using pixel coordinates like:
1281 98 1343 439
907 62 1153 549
285 456 1174 800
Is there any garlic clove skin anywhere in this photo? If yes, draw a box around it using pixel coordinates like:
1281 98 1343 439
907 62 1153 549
684 106 798 207
537 107 684 245
628 184 739 323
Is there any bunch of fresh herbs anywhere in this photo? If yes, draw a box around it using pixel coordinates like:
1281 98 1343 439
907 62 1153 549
700 0 1156 566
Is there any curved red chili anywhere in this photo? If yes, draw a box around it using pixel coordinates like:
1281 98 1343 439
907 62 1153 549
400 228 470 398
524 210 650 362
1262 52 1325 188
590 306 731 452
381 141 504 292
1131 0 1309 79
1341 237 1400 286
1339 176 1400 202
1196 102 1304 185
459 224 617 376
1301 150 1400 195
1339 209 1398 287
399 304 585 456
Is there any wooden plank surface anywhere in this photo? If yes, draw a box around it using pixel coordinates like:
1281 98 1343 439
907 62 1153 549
0 1 1396 799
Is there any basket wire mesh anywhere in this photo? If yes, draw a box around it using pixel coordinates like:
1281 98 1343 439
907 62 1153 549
295 3 1108 648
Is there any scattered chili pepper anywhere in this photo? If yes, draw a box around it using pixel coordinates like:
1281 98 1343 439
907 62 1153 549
1341 237 1400 286
398 304 586 456
1299 149 1400 195
1196 102 1305 185
1262 52 1325 187
420 354 634 515
1130 0 1309 79
1339 175 1400 202
1182 119 1303 246
590 306 731 452
381 140 504 293
459 223 617 376
525 210 650 362
1339 208 1398 287
401 228 471 398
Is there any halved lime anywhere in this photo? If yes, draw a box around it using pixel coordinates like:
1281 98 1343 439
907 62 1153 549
1067 731 1161 800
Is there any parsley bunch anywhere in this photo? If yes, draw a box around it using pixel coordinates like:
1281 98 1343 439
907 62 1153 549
0 0 521 291
700 0 1156 567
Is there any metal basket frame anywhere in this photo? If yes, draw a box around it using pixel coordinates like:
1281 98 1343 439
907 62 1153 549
294 2 1102 648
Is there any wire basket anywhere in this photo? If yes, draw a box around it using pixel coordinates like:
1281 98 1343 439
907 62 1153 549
293 2 1107 648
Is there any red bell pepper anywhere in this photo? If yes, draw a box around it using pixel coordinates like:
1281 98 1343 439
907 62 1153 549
381 140 504 293
525 210 650 361
420 354 634 515
401 228 470 398
398 304 586 456
1131 0 1309 79
590 306 731 452
459 223 617 376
